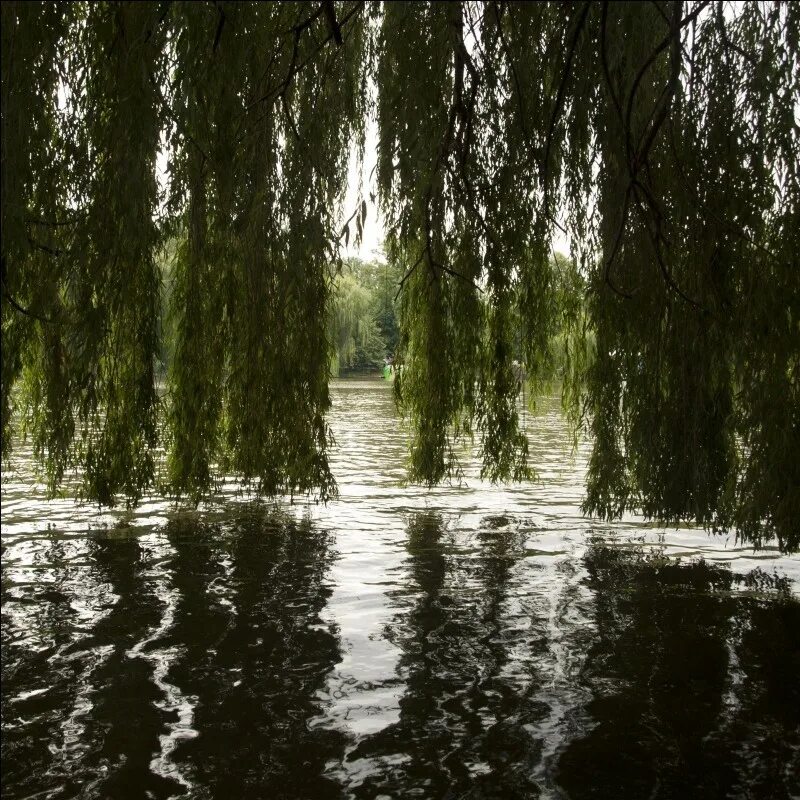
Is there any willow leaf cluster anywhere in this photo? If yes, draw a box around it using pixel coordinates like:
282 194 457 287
2 2 798 550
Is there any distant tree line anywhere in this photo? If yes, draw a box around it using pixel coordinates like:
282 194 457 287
328 258 400 375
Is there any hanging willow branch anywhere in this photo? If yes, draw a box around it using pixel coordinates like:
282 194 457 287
1 0 797 552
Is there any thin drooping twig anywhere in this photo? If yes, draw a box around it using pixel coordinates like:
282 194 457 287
491 2 532 152
246 1 364 112
212 2 225 52
623 0 711 165
631 180 702 308
601 1 714 304
665 117 783 266
541 2 591 216
337 202 362 248
491 2 570 238
395 249 426 301
600 3 623 120
1 258 59 324
246 8 317 107
398 1 485 300
149 70 209 164
632 3 704 308
444 161 499 251
602 184 635 299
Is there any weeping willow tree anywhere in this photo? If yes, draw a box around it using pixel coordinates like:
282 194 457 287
328 259 397 376
2 2 798 550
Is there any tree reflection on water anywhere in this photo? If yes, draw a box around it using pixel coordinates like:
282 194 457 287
163 510 347 799
557 542 800 799
343 512 548 798
2 508 347 800
1 509 797 799
332 515 799 799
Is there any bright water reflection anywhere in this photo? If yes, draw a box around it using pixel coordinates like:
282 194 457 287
2 379 798 799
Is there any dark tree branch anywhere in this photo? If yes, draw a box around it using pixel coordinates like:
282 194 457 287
247 1 364 112
1 288 57 324
144 1 173 45
630 180 702 308
600 2 623 121
602 1 715 304
396 249 426 301
1 259 58 324
27 213 87 228
322 0 343 46
541 2 591 215
603 185 635 299
26 236 62 258
212 3 225 52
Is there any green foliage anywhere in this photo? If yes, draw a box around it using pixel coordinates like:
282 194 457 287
328 257 400 374
1 2 798 551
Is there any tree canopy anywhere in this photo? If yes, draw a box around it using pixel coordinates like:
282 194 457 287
1 1 798 550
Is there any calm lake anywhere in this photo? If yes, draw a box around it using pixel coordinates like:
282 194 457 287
2 378 798 799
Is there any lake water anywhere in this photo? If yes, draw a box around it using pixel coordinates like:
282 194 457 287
2 379 798 799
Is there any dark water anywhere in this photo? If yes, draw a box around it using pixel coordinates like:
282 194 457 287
2 380 799 799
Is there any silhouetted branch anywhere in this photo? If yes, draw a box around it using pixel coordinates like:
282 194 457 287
542 2 591 215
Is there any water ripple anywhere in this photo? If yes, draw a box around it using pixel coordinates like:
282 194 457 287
2 380 798 799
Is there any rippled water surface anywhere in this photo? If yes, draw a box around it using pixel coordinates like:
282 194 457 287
2 379 799 799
